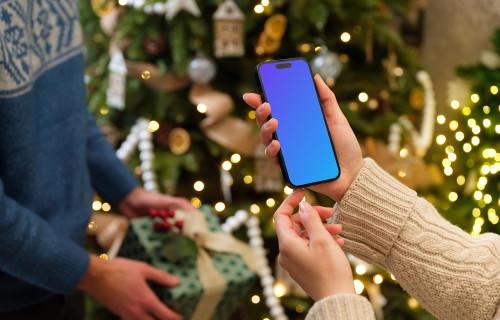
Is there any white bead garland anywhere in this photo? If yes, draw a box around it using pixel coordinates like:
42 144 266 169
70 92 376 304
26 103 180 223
116 117 159 192
221 212 289 320
388 70 436 157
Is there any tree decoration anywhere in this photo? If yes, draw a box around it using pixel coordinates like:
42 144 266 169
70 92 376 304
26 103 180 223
142 34 168 56
213 0 245 58
310 46 343 86
168 127 191 155
91 0 115 17
187 53 217 84
256 14 287 55
106 49 127 110
164 0 201 20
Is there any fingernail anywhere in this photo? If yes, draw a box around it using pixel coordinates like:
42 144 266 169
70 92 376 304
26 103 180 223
242 93 247 100
264 121 270 129
299 201 309 214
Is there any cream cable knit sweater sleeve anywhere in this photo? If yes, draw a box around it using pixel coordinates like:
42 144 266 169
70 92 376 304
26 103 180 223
306 158 500 320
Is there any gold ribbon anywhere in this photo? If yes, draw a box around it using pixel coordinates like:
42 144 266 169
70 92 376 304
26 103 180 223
189 83 260 156
176 210 260 320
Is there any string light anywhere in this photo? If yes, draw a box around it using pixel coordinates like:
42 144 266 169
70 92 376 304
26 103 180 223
102 202 111 212
496 125 500 134
444 167 453 176
436 115 446 124
472 125 481 134
244 175 253 184
284 186 293 195
353 280 364 294
261 0 269 6
491 85 499 95
230 153 241 163
483 119 491 127
451 100 460 109
215 202 225 212
222 161 232 171
118 0 127 5
99 253 109 260
390 273 396 281
299 43 311 52
148 120 159 132
445 146 454 154
250 204 260 214
248 110 256 119
100 106 109 115
266 198 276 207
448 192 458 202
92 201 102 211
471 93 479 103
463 143 472 152
355 265 367 275
474 191 483 200
442 159 451 167
197 103 207 113
373 274 383 284
340 32 351 42
295 305 304 313
436 135 446 145
481 164 490 175
467 119 476 127
141 70 151 80
471 136 480 146
399 148 408 158
448 153 457 161
273 282 286 297
194 181 204 191
254 4 264 13
483 105 491 114
191 197 202 208
457 175 465 185
462 107 471 116
472 208 481 217
251 295 260 304
455 131 464 141
358 92 368 102
484 194 492 204
449 120 459 131
408 297 419 309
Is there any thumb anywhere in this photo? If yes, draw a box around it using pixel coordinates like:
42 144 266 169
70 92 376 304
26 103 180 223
298 201 329 242
143 264 180 287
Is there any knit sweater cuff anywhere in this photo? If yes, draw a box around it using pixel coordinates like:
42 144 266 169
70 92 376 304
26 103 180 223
305 294 375 320
330 158 417 265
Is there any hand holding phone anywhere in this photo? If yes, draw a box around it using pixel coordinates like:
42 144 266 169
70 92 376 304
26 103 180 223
244 64 364 202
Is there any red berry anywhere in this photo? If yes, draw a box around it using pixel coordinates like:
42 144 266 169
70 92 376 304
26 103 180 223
158 209 168 219
153 222 163 232
162 220 172 231
175 220 184 230
148 208 158 218
166 208 175 218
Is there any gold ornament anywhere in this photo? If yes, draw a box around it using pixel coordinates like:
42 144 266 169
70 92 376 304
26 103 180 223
256 14 287 55
91 0 115 17
168 128 191 155
409 88 424 110
264 14 287 40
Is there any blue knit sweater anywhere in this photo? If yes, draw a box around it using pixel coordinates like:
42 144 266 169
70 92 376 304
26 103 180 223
0 0 139 312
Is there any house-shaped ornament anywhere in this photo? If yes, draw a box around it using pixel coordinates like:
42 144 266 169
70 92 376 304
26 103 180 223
213 0 245 58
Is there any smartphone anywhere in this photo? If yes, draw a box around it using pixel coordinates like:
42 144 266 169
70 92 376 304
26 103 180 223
255 57 340 188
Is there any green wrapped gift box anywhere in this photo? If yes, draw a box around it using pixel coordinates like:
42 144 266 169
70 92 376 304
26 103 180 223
118 206 256 320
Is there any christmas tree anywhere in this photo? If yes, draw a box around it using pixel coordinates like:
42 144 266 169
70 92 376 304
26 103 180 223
433 29 500 237
80 0 438 318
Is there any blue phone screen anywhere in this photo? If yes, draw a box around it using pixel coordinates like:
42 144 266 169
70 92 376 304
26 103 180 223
258 58 340 187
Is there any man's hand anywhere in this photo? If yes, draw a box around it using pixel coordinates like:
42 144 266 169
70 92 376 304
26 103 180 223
274 189 354 301
118 187 195 219
79 255 182 320
243 75 364 202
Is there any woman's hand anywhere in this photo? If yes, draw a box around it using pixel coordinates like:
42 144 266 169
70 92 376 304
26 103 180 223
274 189 355 301
118 187 195 219
243 75 364 202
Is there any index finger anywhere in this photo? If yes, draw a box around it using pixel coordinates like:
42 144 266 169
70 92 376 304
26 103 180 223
273 189 305 241
243 93 262 109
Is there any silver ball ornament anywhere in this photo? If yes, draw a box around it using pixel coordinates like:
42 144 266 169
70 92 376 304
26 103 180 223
187 55 217 84
311 46 342 82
